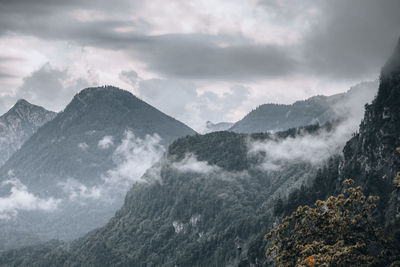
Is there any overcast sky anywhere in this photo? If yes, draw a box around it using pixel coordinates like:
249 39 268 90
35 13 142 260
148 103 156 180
0 0 399 131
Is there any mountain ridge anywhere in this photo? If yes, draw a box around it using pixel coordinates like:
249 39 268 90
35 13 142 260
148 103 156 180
0 86 197 246
0 99 56 166
229 81 378 134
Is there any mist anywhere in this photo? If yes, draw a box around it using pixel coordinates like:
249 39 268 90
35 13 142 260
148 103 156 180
59 130 165 203
249 81 378 171
171 153 221 174
0 178 61 220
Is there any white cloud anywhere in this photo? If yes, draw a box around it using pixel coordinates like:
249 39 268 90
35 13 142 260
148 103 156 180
171 153 220 174
58 178 102 202
60 130 165 203
248 118 358 171
98 135 114 149
78 142 89 150
0 178 61 220
136 77 250 132
247 80 378 171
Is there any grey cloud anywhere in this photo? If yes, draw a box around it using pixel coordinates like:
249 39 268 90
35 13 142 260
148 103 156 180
171 153 220 174
133 37 297 80
0 72 15 78
17 63 92 111
0 0 135 16
0 56 22 62
0 0 297 81
119 70 140 88
257 0 400 80
136 76 250 131
1 0 400 81
59 130 165 203
0 96 14 116
301 0 400 79
0 177 61 220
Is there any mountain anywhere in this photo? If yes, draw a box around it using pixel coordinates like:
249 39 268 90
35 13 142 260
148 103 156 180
245 38 400 264
203 121 234 133
0 86 196 245
0 86 196 192
229 81 378 133
0 99 56 166
1 40 399 267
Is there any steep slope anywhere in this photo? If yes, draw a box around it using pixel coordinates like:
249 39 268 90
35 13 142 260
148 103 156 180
229 81 377 134
251 38 400 265
0 86 196 245
0 86 196 192
339 37 400 233
0 99 56 166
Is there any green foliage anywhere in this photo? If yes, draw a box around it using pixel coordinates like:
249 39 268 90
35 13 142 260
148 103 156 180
266 179 395 266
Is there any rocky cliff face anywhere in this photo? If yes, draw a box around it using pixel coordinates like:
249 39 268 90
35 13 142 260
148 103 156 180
339 38 400 236
0 99 56 166
273 39 400 261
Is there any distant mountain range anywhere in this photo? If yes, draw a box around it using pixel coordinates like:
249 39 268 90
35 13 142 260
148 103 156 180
229 81 378 133
0 99 56 166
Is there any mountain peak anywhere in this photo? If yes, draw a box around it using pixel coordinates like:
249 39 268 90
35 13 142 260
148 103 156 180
76 86 134 100
10 99 34 113
4 99 55 120
15 98 30 106
64 86 143 113
0 99 56 166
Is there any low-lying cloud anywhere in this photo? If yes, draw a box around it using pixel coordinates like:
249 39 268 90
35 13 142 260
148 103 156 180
0 178 61 220
98 135 114 149
248 80 378 171
59 130 165 203
249 127 346 171
171 153 220 174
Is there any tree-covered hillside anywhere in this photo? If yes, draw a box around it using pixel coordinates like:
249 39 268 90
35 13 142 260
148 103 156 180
0 123 336 266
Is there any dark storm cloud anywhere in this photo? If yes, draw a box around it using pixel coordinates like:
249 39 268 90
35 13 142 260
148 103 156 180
1 0 400 81
0 0 134 15
129 35 297 80
301 0 400 79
